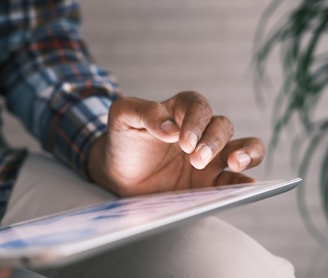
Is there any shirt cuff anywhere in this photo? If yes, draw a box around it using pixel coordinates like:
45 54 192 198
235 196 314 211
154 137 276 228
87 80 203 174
47 95 117 178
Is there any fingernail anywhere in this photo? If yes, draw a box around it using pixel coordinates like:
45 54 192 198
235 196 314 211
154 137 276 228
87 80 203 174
236 152 251 170
187 132 198 152
161 120 179 134
198 145 212 165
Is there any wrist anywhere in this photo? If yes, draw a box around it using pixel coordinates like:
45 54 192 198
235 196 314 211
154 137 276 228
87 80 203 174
87 134 117 193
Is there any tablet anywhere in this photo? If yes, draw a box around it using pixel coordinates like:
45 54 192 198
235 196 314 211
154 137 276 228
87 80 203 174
0 178 302 268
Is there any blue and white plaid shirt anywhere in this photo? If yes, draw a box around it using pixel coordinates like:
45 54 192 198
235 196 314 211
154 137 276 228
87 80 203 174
0 0 120 220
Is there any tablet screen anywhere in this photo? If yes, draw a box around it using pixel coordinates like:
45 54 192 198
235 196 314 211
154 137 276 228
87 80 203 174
0 184 254 249
0 178 301 267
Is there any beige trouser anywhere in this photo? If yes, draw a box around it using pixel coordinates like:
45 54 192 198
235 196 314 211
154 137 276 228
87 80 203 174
1 153 295 278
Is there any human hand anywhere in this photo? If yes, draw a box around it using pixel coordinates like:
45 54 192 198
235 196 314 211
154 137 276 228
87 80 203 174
88 91 265 196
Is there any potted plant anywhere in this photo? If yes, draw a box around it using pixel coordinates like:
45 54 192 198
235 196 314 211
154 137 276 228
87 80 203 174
253 0 328 246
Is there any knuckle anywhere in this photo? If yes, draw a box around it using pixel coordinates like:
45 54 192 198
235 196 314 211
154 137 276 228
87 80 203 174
144 101 162 113
177 90 202 99
178 91 212 112
139 100 162 118
216 116 234 138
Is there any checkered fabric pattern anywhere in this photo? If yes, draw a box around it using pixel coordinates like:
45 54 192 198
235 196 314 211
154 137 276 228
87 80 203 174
0 0 120 221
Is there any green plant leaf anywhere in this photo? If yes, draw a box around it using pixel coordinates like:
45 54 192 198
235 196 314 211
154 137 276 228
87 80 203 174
321 148 328 219
254 0 328 246
297 122 328 247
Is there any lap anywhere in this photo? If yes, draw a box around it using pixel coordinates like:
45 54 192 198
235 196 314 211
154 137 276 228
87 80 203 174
2 153 295 278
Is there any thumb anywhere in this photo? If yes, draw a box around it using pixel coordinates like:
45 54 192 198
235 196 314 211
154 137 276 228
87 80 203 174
109 97 180 143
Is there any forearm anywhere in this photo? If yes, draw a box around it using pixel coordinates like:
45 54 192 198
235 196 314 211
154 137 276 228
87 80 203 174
0 1 120 177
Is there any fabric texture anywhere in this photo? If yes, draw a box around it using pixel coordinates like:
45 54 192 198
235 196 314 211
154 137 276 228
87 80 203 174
0 0 120 220
0 149 27 220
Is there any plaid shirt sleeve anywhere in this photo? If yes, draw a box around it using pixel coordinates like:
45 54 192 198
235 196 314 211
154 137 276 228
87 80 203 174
0 0 120 178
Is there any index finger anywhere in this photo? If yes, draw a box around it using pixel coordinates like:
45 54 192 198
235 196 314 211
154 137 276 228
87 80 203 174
163 91 213 153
